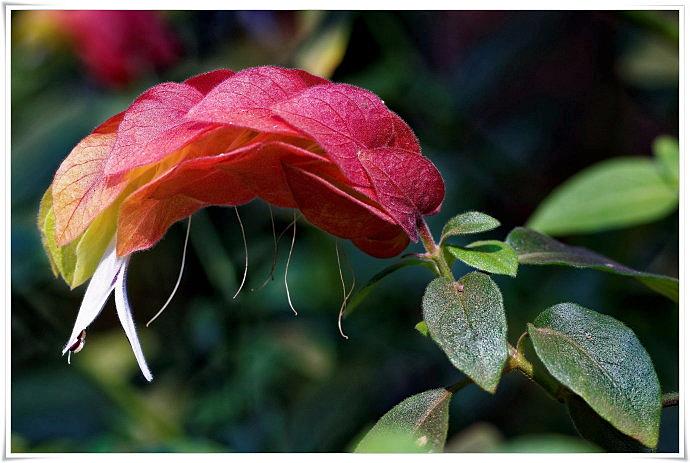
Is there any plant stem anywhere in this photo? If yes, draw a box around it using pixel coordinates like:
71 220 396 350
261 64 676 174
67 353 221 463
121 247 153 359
662 392 679 407
416 218 454 280
508 343 565 402
416 217 566 403
446 376 473 394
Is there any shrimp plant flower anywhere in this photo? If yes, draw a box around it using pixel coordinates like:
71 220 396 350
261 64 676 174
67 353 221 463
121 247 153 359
38 66 445 381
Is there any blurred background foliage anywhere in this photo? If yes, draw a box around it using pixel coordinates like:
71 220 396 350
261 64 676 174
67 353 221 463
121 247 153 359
11 10 678 452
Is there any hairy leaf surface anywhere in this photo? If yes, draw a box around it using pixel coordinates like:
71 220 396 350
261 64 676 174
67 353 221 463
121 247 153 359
423 273 507 392
355 388 452 453
528 303 661 448
507 227 678 302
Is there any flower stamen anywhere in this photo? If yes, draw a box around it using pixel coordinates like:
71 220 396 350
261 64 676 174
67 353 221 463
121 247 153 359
67 329 86 364
252 204 277 292
62 242 123 356
146 216 192 327
232 207 248 299
285 212 298 316
336 242 353 340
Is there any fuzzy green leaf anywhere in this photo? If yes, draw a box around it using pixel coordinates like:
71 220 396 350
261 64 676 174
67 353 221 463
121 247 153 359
355 388 452 453
38 187 78 283
38 188 60 277
528 303 661 448
506 227 678 302
446 240 518 277
440 211 500 243
567 394 651 452
527 157 678 235
414 321 430 337
422 273 507 393
37 187 116 288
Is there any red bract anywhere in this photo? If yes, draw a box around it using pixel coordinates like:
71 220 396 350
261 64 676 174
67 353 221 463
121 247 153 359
46 66 445 280
48 10 179 87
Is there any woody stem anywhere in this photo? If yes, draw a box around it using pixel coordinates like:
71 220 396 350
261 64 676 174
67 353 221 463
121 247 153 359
416 217 454 281
507 343 565 401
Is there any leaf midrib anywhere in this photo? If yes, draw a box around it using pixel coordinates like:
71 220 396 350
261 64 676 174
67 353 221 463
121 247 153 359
533 325 622 399
413 390 451 432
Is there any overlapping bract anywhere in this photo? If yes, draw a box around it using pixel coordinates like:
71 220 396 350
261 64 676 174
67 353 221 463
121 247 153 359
41 66 445 286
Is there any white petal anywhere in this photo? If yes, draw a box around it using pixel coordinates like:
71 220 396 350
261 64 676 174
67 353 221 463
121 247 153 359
114 259 154 382
62 241 124 355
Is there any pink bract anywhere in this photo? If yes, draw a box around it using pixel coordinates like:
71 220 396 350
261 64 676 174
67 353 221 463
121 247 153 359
47 66 445 265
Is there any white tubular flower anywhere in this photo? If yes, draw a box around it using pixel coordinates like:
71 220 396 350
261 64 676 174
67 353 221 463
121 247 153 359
62 241 153 382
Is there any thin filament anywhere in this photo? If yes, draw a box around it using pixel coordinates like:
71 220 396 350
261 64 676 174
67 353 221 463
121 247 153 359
284 212 298 316
147 217 192 327
343 244 356 296
336 242 349 339
252 204 278 291
336 242 356 339
233 207 249 299
276 213 301 243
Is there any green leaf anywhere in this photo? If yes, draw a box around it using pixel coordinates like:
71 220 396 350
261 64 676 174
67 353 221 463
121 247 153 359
506 227 678 302
414 321 429 337
496 434 600 453
567 394 651 452
38 187 78 284
345 259 434 317
422 273 507 393
527 157 678 235
441 211 500 242
528 303 661 448
653 135 679 189
446 240 518 277
37 186 119 288
70 201 117 288
38 187 60 277
355 388 452 453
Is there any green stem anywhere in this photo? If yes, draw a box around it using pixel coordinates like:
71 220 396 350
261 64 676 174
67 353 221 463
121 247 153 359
416 217 564 403
662 392 679 407
446 376 473 394
417 218 454 280
416 218 574 408
508 343 565 402
416 218 570 407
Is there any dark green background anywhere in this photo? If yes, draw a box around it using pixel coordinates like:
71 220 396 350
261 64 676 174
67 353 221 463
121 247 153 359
11 10 679 452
